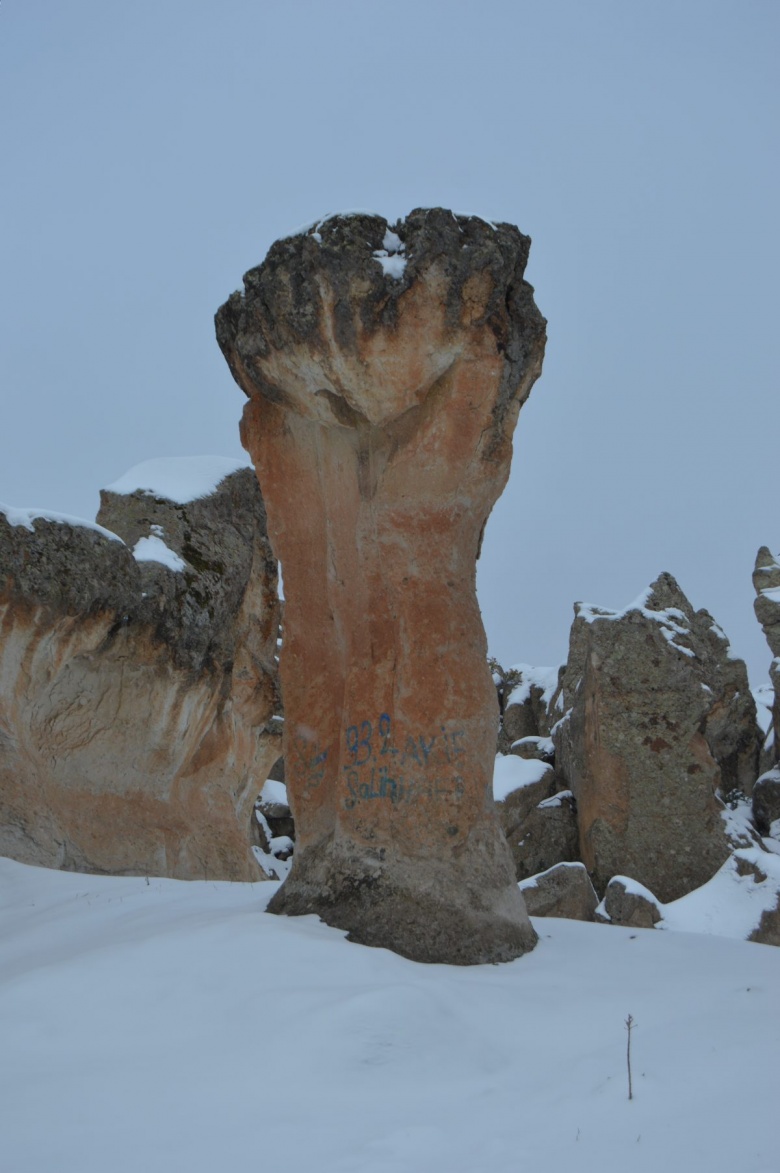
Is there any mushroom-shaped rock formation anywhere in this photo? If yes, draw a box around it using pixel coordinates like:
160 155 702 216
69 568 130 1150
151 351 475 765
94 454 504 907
216 208 546 963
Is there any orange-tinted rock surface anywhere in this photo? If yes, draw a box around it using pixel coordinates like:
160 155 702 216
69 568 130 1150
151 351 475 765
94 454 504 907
0 460 282 880
216 209 546 963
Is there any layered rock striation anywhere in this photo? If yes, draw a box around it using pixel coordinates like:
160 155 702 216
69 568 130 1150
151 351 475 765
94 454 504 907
0 458 282 880
216 208 546 963
551 573 760 902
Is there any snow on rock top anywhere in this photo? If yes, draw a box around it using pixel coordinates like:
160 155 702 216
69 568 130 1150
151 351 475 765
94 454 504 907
451 210 499 230
260 778 289 808
372 227 407 279
493 754 552 803
132 534 186 573
282 209 386 241
0 503 122 542
506 664 560 708
104 456 251 505
577 585 701 659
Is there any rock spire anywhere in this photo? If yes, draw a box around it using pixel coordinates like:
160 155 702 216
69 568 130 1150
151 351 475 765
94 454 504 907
216 208 546 963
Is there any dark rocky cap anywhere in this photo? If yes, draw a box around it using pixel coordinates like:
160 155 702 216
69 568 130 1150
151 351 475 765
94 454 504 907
215 208 546 441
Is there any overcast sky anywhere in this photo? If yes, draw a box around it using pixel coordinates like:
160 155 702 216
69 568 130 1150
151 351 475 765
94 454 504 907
2 1 778 682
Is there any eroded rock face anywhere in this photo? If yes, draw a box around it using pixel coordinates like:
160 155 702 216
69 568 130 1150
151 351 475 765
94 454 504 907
216 208 546 963
753 547 780 765
552 573 760 902
0 460 281 880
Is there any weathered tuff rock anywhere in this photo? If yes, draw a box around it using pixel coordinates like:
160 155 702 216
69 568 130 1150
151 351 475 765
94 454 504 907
552 573 760 903
752 546 780 765
0 459 282 880
519 861 598 921
216 208 547 964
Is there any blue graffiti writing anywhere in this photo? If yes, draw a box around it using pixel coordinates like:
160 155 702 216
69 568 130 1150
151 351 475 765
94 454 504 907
341 713 467 808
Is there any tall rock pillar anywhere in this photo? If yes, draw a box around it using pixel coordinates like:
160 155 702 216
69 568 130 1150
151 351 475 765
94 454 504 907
216 209 546 963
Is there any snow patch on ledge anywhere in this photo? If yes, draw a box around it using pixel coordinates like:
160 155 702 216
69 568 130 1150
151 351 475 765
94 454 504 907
104 456 250 505
0 503 123 542
373 227 407 280
132 534 187 573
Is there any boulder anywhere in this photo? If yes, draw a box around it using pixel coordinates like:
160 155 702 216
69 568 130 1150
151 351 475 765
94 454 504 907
752 547 780 765
552 573 760 902
603 877 662 928
216 208 547 964
0 458 282 880
519 861 598 921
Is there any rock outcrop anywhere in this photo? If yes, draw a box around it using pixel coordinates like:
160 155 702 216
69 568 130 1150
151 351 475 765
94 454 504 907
752 546 780 766
0 457 282 880
216 208 546 964
552 573 760 902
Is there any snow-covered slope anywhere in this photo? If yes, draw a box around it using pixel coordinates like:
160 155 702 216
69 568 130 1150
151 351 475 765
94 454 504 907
1 859 776 1173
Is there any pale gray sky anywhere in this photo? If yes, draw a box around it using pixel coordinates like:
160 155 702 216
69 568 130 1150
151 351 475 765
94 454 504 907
1 1 778 681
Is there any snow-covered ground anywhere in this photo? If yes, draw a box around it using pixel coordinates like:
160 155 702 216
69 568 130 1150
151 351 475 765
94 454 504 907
1 858 777 1173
